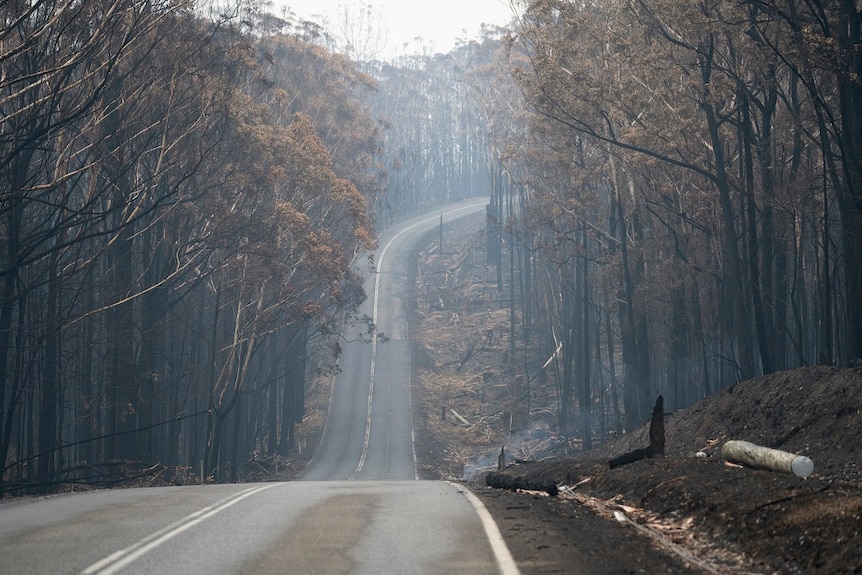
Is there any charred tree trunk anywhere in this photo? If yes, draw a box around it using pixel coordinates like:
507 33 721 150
278 327 307 457
578 232 592 450
37 251 60 492
700 36 755 379
103 77 138 462
608 395 664 469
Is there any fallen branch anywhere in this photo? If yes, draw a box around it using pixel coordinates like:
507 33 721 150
721 440 814 478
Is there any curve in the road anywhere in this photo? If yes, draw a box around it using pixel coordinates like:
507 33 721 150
300 198 488 481
355 199 489 478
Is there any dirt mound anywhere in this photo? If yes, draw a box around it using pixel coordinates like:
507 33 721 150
494 367 862 574
573 366 862 481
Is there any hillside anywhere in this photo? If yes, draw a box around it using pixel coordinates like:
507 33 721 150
489 366 862 574
408 216 862 574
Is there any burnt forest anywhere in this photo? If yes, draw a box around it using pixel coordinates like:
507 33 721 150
2 5 861 569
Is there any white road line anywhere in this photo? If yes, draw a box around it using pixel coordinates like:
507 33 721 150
451 483 522 575
353 200 487 478
408 323 419 481
81 484 280 575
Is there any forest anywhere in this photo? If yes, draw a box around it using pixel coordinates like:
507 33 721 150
2 0 860 494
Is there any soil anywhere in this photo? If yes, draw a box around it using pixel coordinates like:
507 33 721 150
407 216 862 574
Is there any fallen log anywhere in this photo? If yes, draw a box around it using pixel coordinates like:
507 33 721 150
448 407 471 426
485 471 558 496
721 440 814 478
609 395 665 469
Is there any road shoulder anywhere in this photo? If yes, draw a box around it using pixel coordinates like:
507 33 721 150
468 482 703 575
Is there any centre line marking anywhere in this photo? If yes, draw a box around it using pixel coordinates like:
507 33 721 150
81 483 280 575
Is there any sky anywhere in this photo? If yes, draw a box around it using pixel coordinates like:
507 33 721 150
272 0 518 58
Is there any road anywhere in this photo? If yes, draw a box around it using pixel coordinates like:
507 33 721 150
0 199 520 575
0 480 513 574
301 198 488 481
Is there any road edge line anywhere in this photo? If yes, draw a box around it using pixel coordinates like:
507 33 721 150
448 481 521 575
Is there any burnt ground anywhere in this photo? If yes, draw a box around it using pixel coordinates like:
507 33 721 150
467 369 862 575
407 216 862 574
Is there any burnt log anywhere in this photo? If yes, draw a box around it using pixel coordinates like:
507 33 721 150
485 471 558 496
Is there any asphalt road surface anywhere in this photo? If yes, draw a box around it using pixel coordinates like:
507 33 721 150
301 198 488 481
0 199 521 575
0 480 514 575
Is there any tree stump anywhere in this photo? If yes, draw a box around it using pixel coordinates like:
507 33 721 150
609 395 665 469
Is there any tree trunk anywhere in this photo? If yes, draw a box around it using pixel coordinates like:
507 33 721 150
560 280 576 434
229 391 242 483
699 35 755 379
609 160 651 431
604 300 622 436
578 231 592 450
102 76 138 462
835 1 862 364
37 251 60 492
0 154 30 490
279 327 307 457
740 90 772 374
